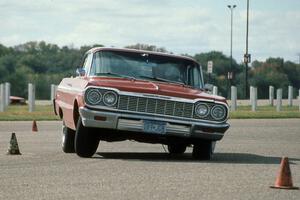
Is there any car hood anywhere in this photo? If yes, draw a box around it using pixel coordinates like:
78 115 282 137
87 77 226 103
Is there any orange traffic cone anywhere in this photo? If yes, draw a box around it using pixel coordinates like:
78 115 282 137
270 157 299 190
32 120 38 132
7 133 21 155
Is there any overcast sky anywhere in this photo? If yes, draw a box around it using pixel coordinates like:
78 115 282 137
0 0 299 62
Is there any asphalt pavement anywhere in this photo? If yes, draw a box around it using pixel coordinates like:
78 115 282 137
0 119 299 200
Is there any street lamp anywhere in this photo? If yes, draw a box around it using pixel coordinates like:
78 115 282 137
244 0 250 99
227 5 236 95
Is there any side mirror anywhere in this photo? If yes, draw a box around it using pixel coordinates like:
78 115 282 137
204 83 213 92
76 68 86 77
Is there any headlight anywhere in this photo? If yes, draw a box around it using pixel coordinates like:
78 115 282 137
211 105 226 120
85 88 102 105
195 103 209 118
103 91 118 106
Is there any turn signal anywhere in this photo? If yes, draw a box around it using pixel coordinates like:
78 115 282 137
94 116 107 121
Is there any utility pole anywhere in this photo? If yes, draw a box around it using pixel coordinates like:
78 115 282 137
244 0 250 99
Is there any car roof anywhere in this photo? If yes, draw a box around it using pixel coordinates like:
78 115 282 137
87 47 198 63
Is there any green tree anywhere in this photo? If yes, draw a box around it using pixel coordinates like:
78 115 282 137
0 41 299 100
194 51 243 97
7 65 31 97
125 43 167 52
249 58 290 98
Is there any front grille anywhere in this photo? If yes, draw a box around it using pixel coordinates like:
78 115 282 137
118 95 194 118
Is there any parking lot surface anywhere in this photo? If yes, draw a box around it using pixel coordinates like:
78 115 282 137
0 119 299 200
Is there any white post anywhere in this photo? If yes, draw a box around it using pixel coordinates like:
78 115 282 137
276 88 282 112
212 86 218 96
288 85 293 106
0 84 5 112
269 86 274 106
250 86 254 106
50 84 58 104
50 84 57 101
255 87 258 109
231 86 237 111
5 82 11 107
28 83 35 112
298 96 300 111
252 87 257 111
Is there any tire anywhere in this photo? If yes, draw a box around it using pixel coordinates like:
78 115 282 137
167 144 187 155
62 123 75 153
75 117 99 158
192 140 214 160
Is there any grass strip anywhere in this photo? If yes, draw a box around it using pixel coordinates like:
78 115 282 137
0 105 59 121
0 105 299 121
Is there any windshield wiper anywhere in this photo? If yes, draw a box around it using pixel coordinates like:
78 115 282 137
96 72 135 80
138 75 186 85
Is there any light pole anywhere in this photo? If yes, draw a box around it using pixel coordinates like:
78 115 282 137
227 5 236 97
244 0 250 99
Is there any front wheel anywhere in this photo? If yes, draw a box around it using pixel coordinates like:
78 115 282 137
62 123 75 153
192 140 215 160
75 117 99 158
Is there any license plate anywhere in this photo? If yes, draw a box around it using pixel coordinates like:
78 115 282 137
143 120 166 134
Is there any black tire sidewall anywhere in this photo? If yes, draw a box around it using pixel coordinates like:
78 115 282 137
192 140 213 160
62 124 75 153
167 144 187 154
75 117 99 158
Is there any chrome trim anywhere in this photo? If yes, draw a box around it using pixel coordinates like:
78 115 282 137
117 119 191 137
85 88 102 105
79 107 228 140
166 123 191 137
88 47 199 63
103 91 118 106
80 108 118 129
84 105 227 125
118 119 143 132
84 86 202 103
80 107 229 130
83 87 119 107
193 131 224 140
194 103 210 118
83 86 230 123
86 86 120 93
211 105 227 121
199 65 204 86
58 85 84 94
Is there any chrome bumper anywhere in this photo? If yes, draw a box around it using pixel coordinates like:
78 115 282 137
79 107 229 141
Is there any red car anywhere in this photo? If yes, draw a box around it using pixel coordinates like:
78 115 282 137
54 47 229 159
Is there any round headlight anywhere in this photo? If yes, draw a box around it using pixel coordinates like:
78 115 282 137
195 103 209 118
211 105 226 120
85 88 102 105
103 91 118 106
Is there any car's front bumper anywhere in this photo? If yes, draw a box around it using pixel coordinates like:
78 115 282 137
79 107 230 141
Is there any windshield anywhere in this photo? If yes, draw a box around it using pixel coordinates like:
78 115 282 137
90 50 203 88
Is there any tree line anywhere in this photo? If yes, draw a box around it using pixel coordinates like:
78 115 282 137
0 41 299 99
